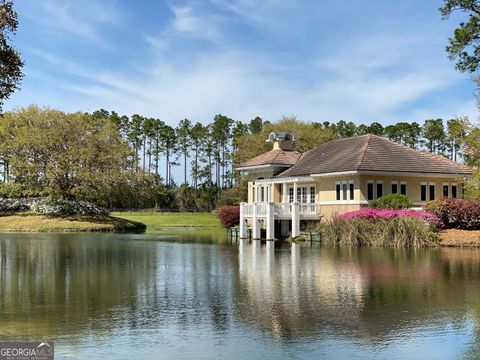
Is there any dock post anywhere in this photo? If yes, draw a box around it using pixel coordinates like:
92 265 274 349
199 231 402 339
266 202 275 240
239 202 247 238
292 202 300 238
252 203 261 239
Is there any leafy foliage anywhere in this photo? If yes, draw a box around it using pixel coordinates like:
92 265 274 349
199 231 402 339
440 0 480 73
216 205 240 228
424 197 480 229
371 194 414 209
0 106 133 205
0 0 23 112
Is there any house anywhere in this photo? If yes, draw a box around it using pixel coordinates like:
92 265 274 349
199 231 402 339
236 132 473 239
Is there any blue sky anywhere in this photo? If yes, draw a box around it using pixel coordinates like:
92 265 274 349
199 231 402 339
8 0 479 127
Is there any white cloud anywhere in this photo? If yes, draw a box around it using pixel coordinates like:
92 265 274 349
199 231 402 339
20 0 121 44
7 0 478 128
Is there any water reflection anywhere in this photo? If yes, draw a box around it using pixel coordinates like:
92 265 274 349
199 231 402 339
0 234 479 359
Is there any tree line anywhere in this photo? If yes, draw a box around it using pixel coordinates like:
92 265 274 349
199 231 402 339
0 105 477 211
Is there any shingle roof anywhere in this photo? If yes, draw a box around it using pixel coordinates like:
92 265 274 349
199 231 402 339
277 134 472 177
237 149 302 169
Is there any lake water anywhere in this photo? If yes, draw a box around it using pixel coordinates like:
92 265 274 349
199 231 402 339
1 232 480 359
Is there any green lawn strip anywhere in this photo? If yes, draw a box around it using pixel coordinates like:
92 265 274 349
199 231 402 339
0 214 145 232
111 212 221 229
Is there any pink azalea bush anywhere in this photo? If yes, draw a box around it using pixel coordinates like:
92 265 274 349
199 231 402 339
337 208 442 226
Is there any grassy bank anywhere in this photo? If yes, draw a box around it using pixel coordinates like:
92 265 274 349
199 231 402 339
0 213 146 232
111 211 220 233
440 229 480 247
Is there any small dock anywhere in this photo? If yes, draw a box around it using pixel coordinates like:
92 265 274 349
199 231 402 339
227 227 321 243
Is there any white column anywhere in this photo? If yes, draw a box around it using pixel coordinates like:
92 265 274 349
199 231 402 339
239 202 247 238
266 202 275 240
293 182 298 202
282 183 287 203
252 203 260 239
291 202 300 238
266 240 275 272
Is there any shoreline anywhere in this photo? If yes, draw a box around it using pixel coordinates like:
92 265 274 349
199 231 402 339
439 229 480 247
0 214 146 233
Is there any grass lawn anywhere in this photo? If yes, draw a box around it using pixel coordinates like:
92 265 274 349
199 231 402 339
111 211 220 231
0 213 146 232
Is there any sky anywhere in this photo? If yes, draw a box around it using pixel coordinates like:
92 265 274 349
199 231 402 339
8 0 479 128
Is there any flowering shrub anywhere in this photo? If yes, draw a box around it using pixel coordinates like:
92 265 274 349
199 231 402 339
337 208 442 226
217 205 240 228
425 197 480 230
30 199 108 216
0 197 108 216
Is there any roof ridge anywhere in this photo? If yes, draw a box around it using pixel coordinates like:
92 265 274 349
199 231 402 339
357 134 372 170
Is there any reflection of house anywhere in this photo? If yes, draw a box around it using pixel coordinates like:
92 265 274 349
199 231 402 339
236 241 366 338
236 133 472 239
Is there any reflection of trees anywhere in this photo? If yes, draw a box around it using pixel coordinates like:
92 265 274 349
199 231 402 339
234 242 480 342
2 234 480 350
0 233 237 342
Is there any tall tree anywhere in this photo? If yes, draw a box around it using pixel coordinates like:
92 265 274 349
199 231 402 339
160 124 177 187
176 118 192 185
128 114 144 172
0 0 23 112
190 122 206 190
231 120 248 185
143 118 156 172
440 0 480 74
447 116 469 161
423 119 447 154
335 120 357 138
368 122 384 136
248 116 263 134
211 114 233 188
150 118 165 178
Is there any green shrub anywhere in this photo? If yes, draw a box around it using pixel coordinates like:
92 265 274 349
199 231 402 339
371 194 414 209
321 217 439 247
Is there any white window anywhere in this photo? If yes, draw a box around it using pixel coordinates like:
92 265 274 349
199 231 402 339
290 185 316 203
400 181 407 196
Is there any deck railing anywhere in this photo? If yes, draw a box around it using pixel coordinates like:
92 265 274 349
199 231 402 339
242 203 320 218
274 203 291 217
300 203 319 216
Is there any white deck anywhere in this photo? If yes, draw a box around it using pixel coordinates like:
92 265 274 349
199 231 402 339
242 203 321 220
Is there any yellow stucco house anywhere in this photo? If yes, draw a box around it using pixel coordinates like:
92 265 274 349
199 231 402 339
236 132 472 239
